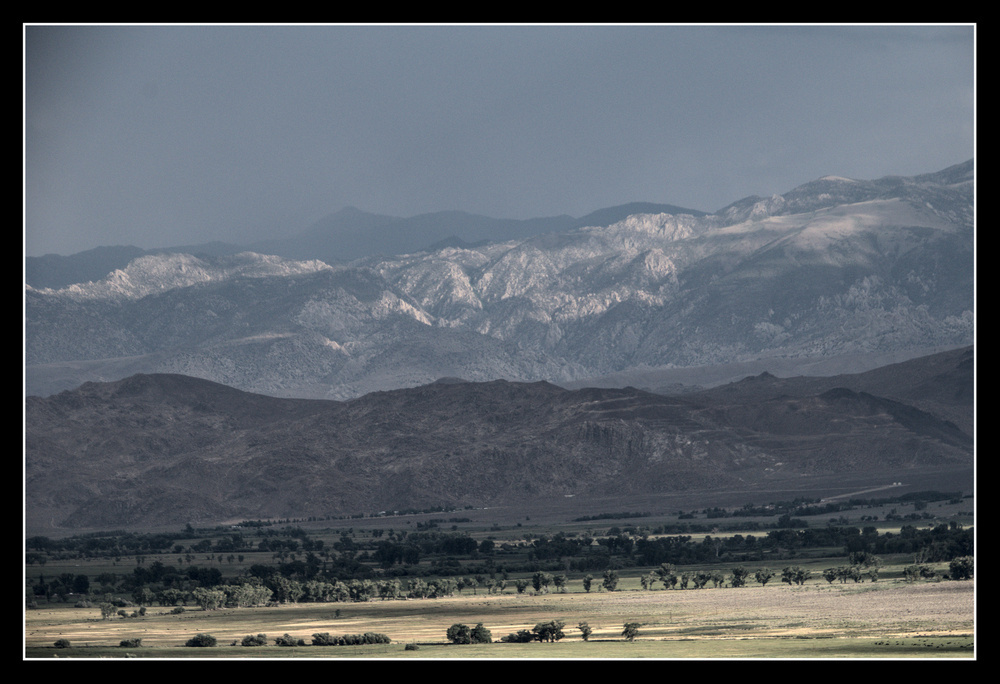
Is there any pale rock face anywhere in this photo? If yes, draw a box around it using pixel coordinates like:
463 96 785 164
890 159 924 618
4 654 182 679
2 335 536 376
25 162 974 400
35 252 333 302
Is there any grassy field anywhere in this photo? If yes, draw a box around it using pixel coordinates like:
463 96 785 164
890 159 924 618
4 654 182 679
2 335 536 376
25 578 974 659
24 488 975 659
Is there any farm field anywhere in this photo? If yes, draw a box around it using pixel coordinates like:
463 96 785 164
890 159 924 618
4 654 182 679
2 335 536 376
25 578 974 659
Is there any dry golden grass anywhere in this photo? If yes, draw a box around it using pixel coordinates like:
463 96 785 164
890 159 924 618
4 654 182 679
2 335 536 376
25 578 973 658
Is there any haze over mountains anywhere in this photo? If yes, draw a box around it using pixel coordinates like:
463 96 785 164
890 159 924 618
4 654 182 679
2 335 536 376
25 160 974 401
26 202 705 290
23 160 975 533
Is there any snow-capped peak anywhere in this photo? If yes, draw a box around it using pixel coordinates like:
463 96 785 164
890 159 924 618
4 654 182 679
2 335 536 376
32 252 333 301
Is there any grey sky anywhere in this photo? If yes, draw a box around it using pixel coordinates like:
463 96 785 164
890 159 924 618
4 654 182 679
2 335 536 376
24 24 975 257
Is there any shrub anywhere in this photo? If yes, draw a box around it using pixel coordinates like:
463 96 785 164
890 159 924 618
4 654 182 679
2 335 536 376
185 633 217 647
903 564 936 582
312 632 390 646
446 623 471 644
470 623 492 644
949 556 974 580
119 637 142 648
532 620 565 642
170 606 185 614
53 638 71 649
446 622 491 644
274 633 299 647
404 642 419 651
241 633 268 647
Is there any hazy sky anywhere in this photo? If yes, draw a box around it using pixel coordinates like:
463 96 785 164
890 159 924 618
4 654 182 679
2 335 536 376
24 24 975 257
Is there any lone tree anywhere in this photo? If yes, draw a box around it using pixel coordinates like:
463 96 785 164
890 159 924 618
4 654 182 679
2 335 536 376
602 569 619 592
622 622 641 642
578 622 593 641
754 568 775 586
729 566 750 588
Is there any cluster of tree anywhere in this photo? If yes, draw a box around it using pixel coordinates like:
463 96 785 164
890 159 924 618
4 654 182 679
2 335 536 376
27 518 973 599
902 564 938 582
864 523 972 560
26 531 181 558
446 623 492 644
29 572 90 602
311 632 391 646
500 620 567 643
526 533 589 561
573 511 652 522
781 566 810 586
899 555 972 582
709 491 965 520
635 563 778 590
190 631 393 648
529 571 569 593
823 552 883 584
75 571 539 617
258 574 487 603
370 532 481 568
626 522 972 568
97 599 147 620
823 566 878 583
500 619 635 643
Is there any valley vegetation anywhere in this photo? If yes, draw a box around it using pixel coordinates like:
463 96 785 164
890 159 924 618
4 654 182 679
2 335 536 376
24 489 974 658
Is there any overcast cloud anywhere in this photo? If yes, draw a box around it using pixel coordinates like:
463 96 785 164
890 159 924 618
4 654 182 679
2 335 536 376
24 24 975 257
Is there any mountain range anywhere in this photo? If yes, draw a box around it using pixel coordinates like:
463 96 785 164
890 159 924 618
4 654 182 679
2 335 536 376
25 202 705 291
23 346 973 533
25 160 974 401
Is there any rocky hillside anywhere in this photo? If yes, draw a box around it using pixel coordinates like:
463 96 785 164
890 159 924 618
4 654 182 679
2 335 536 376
24 347 973 533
